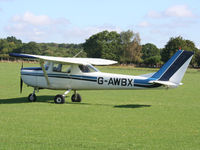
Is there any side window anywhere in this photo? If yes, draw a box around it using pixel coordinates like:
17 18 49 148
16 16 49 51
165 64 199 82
79 65 98 73
53 63 71 73
62 64 71 73
53 64 62 72
79 65 90 73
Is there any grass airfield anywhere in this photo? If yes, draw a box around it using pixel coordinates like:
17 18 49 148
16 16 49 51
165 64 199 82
0 62 200 150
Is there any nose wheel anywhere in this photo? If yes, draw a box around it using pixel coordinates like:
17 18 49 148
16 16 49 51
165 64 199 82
28 88 37 102
28 93 37 102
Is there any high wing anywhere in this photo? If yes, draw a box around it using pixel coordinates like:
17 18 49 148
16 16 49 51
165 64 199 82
9 53 118 65
10 53 117 88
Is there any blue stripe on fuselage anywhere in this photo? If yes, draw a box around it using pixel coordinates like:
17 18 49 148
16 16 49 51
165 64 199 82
21 67 42 71
134 78 162 88
21 71 97 82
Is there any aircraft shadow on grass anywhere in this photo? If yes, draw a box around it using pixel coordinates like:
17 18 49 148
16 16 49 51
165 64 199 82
0 96 52 104
114 104 151 109
0 96 151 109
68 102 151 109
58 101 151 109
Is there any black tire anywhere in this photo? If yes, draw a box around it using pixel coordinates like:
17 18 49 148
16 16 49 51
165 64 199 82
54 95 65 104
28 93 36 102
71 93 82 102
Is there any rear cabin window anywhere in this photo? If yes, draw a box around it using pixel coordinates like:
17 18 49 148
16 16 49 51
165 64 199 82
53 63 71 73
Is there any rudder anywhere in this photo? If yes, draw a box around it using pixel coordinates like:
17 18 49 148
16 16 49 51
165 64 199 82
151 50 194 84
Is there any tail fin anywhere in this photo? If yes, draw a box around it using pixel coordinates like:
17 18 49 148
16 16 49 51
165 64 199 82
151 50 194 84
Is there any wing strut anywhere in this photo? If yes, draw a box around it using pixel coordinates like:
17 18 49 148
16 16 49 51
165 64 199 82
40 60 50 87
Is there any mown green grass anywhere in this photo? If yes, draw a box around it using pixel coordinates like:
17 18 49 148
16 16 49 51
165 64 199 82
0 62 200 150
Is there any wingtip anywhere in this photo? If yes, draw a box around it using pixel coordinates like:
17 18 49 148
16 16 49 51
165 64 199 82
9 53 37 59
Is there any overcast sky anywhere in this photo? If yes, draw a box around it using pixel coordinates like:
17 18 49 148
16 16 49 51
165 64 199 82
0 0 199 48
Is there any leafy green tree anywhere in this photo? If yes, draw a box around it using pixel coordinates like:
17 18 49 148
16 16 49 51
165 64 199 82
142 43 161 66
6 36 22 45
83 30 122 61
161 36 198 66
120 30 133 62
127 33 142 63
0 37 22 55
120 31 142 63
194 50 200 67
16 42 41 54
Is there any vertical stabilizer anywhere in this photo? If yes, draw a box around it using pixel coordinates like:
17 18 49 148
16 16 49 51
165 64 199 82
151 50 194 84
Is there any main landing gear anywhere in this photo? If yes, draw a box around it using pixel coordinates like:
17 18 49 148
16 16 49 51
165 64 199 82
54 90 82 104
28 88 82 104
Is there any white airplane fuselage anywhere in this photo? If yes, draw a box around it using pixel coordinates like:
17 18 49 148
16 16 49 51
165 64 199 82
21 63 163 91
10 50 194 103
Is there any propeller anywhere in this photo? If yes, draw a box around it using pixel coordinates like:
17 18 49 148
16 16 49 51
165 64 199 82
20 62 23 93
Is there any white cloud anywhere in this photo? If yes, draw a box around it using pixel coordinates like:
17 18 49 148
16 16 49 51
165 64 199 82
146 11 162 18
61 25 122 43
13 13 51 26
12 12 69 26
138 21 151 27
136 4 199 48
5 23 46 41
142 5 197 33
146 4 195 19
142 4 197 31
5 12 70 42
164 5 194 18
5 12 121 43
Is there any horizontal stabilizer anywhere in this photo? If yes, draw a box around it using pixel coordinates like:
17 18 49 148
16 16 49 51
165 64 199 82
149 80 180 88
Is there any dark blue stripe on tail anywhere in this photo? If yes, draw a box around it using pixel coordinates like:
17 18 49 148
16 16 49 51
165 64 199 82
151 50 182 79
159 51 193 81
151 50 193 81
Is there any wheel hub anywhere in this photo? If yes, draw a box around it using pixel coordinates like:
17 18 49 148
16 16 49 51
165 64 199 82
30 95 34 101
56 97 62 103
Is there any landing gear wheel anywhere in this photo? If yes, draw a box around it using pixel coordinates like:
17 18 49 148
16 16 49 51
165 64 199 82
54 95 65 104
28 93 36 102
71 93 82 102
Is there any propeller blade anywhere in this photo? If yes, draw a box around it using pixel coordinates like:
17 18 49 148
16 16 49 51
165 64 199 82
20 62 23 94
20 77 23 94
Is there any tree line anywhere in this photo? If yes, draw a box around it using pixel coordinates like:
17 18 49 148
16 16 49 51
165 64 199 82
0 30 200 67
0 36 86 58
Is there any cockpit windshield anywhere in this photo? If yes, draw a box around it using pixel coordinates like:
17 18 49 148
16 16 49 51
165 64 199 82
79 65 99 73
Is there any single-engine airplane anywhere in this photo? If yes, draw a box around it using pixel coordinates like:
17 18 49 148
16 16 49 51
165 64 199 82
9 50 194 104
